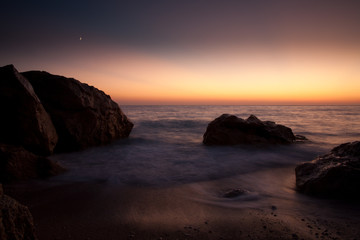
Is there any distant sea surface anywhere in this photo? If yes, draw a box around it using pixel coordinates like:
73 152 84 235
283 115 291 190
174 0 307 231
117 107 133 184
51 105 360 187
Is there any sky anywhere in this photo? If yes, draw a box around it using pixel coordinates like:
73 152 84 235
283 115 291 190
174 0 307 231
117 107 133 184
1 0 360 105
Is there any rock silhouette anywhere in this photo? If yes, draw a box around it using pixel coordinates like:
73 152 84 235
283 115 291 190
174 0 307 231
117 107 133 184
0 64 133 182
203 114 304 145
295 141 360 198
0 65 58 156
23 70 134 152
0 144 65 183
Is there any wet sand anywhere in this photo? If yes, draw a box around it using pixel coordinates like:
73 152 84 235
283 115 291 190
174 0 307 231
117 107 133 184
4 177 360 240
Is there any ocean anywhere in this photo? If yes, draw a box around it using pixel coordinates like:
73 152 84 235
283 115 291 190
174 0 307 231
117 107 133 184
50 105 360 213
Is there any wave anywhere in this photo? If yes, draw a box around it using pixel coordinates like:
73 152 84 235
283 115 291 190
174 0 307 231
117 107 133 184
50 105 360 187
137 119 208 130
51 141 323 187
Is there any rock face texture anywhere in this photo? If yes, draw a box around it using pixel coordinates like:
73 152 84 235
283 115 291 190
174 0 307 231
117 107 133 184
0 144 65 183
295 141 360 198
0 184 38 240
203 114 302 145
22 71 134 152
0 65 58 156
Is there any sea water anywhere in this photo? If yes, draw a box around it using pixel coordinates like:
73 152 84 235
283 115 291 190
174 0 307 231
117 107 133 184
51 105 360 186
49 105 360 215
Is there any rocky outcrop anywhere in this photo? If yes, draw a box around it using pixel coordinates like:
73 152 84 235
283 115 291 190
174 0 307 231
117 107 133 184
295 141 360 198
0 184 38 240
0 65 58 156
0 144 65 183
203 114 304 145
22 71 134 152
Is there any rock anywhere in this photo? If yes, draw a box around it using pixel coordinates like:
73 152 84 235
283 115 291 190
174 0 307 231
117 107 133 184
203 114 302 145
22 71 134 152
0 65 58 156
0 184 38 240
223 188 248 198
0 144 65 183
294 134 308 142
295 141 360 198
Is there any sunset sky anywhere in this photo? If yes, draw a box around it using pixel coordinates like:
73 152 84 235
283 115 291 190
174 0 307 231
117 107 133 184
1 0 360 105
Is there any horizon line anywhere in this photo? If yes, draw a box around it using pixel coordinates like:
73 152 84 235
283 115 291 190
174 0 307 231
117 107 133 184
119 103 360 106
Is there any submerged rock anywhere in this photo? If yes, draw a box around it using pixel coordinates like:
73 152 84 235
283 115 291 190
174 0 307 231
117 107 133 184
0 144 65 183
0 65 58 156
203 114 304 145
295 141 360 198
222 188 249 198
0 184 38 240
22 71 134 152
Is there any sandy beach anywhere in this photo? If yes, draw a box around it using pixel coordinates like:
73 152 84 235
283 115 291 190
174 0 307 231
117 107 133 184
4 171 360 240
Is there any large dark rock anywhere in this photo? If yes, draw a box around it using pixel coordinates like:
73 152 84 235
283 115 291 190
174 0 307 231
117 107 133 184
22 71 134 152
0 144 65 183
295 141 360 198
0 184 38 240
203 114 303 145
0 65 58 156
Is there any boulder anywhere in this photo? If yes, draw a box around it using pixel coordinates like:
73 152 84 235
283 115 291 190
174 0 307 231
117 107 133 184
295 141 360 198
0 144 65 183
203 114 304 145
0 184 38 240
22 71 134 152
0 65 58 156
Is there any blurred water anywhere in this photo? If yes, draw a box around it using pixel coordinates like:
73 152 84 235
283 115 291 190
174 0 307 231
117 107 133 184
50 105 360 188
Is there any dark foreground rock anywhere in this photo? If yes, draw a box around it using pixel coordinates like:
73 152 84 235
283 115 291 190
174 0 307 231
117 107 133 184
0 144 65 183
0 184 38 240
0 65 58 156
22 71 134 152
203 114 305 145
295 141 360 198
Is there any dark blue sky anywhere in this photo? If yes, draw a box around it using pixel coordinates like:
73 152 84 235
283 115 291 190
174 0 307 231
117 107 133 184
2 0 360 54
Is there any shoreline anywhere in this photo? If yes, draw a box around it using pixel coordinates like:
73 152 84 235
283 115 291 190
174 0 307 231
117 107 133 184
4 174 360 240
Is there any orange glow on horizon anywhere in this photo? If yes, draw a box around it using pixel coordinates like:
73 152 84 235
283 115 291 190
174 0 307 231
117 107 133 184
44 45 360 105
